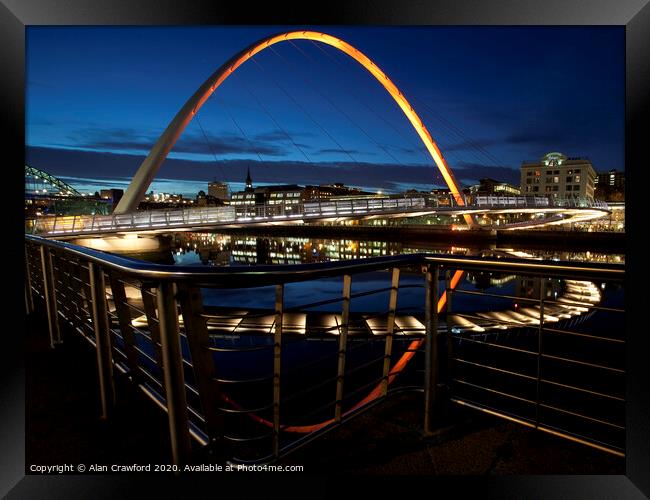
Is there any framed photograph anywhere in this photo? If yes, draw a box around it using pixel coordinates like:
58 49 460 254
5 0 649 497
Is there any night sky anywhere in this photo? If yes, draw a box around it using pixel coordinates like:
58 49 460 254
26 26 624 196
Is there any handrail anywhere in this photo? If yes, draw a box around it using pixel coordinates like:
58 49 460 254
25 234 624 286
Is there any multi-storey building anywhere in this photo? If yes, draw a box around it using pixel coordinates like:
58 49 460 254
520 152 597 200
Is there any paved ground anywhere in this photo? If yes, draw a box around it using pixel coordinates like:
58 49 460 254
26 313 624 475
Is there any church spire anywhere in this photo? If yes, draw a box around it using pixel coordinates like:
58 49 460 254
245 167 253 192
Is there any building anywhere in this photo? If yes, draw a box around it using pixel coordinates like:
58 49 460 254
302 183 367 201
520 152 597 200
471 178 521 196
595 169 624 201
230 168 304 215
195 190 224 207
207 181 229 201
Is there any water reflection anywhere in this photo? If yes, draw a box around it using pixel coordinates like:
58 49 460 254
157 232 625 267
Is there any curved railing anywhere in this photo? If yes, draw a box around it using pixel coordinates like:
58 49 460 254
24 234 625 465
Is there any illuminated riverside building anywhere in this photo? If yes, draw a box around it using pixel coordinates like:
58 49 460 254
595 169 624 201
230 168 304 215
468 178 521 196
520 152 597 200
302 183 369 200
207 181 229 201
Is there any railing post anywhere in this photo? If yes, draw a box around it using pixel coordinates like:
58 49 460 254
535 278 546 427
25 245 34 314
177 284 225 452
444 269 453 384
335 274 352 423
39 245 60 348
273 283 284 457
381 268 400 396
88 262 115 419
423 264 440 435
156 281 192 467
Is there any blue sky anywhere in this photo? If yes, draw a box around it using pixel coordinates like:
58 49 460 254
26 26 624 196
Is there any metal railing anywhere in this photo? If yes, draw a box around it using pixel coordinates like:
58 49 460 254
28 195 609 237
24 234 625 465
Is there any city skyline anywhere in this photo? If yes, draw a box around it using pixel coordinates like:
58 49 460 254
26 26 624 195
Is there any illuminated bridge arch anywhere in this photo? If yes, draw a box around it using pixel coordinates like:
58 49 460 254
115 31 474 225
25 165 80 197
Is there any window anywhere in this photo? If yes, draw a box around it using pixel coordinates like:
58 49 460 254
527 171 532 177
546 170 552 175
566 185 572 191
534 170 541 176
553 176 559 183
567 176 573 183
575 175 581 183
574 169 581 174
553 170 559 175
533 186 539 192
526 178 532 184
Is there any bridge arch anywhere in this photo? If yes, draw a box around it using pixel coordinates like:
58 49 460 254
25 165 81 196
115 30 473 225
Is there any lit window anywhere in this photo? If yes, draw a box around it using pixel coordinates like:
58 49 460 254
575 175 581 182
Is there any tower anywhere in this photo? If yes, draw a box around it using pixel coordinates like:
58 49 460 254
245 167 253 193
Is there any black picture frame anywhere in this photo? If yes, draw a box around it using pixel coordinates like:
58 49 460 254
3 0 649 497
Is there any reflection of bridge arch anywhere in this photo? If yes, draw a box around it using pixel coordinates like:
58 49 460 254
115 31 474 225
25 165 80 196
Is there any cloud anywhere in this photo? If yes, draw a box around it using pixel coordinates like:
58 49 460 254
26 146 522 193
63 126 292 157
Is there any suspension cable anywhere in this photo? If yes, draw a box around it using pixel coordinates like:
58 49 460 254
195 112 228 182
272 44 409 171
250 55 364 169
229 71 314 165
307 41 470 188
212 94 265 164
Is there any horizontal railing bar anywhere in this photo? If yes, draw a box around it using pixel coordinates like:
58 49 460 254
541 353 625 373
213 374 274 384
451 335 539 356
223 430 274 443
451 357 537 380
452 288 540 303
541 299 624 314
538 403 625 429
540 378 624 402
206 343 273 353
451 398 625 457
542 326 624 343
452 378 537 404
217 402 274 414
